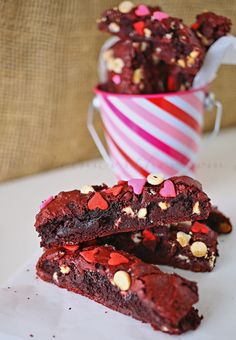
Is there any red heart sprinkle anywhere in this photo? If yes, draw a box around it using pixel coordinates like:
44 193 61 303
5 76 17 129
191 22 200 30
104 185 123 196
167 75 177 91
135 5 150 16
153 11 169 21
118 180 127 186
64 245 79 251
159 180 176 198
108 252 129 266
112 74 121 85
191 222 209 234
88 192 109 210
128 178 146 195
133 21 145 35
143 229 156 241
40 196 54 210
80 248 99 263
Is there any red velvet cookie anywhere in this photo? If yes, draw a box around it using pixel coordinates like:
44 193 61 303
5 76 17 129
97 5 232 95
100 39 155 94
37 244 202 334
97 3 162 40
98 4 206 75
203 206 232 234
191 11 232 47
151 17 205 75
100 39 196 93
35 175 212 248
93 220 218 272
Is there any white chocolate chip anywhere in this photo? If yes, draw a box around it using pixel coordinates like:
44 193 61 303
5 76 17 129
122 206 135 217
139 83 144 90
208 254 216 269
190 50 200 59
152 54 160 64
196 31 210 45
53 272 59 283
60 264 70 275
164 33 173 39
176 231 191 247
180 221 192 226
132 68 143 84
201 36 210 46
108 22 120 33
113 270 131 291
107 58 125 73
161 326 169 332
132 42 139 48
178 254 190 262
147 173 164 186
131 232 142 244
137 207 147 219
96 17 107 23
177 59 186 68
144 28 152 38
141 42 148 51
80 185 95 194
190 241 208 257
114 217 121 228
187 54 198 67
192 201 201 215
103 49 113 61
158 201 170 211
118 1 134 13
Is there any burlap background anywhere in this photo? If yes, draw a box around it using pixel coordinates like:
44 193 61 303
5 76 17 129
0 0 235 182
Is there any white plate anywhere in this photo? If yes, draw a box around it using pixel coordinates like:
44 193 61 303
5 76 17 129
0 231 235 340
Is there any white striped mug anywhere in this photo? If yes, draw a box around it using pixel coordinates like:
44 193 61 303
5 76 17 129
88 87 222 179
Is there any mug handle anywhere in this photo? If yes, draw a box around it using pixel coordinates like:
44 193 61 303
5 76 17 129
87 96 113 167
87 92 222 176
203 92 222 142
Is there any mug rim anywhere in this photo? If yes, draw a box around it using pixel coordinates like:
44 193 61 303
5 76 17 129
94 83 210 99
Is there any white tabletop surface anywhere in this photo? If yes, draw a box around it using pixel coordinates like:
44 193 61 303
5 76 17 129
0 127 236 285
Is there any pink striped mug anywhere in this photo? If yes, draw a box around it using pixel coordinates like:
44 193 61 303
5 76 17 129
88 87 222 179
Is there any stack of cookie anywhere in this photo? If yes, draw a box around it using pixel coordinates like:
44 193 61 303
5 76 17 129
97 2 231 93
35 174 232 334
